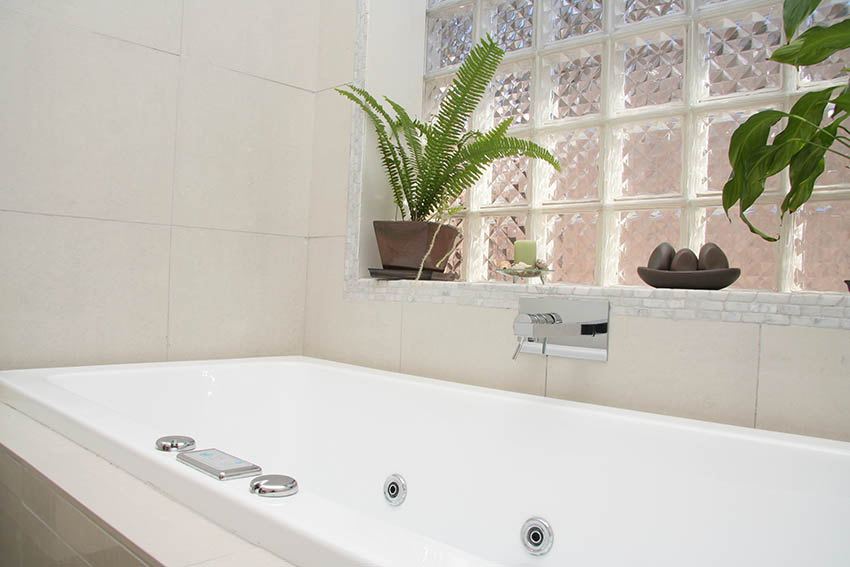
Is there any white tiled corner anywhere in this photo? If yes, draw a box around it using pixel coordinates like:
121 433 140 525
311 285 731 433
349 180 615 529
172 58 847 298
168 227 307 361
0 8 178 225
182 0 320 90
0 212 170 370
173 60 314 236
316 0 358 90
756 325 850 441
310 89 351 237
546 316 761 426
400 302 547 396
0 0 183 53
304 237 402 372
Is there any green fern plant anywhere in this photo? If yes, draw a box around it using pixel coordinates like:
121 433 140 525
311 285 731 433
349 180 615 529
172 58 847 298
337 35 560 222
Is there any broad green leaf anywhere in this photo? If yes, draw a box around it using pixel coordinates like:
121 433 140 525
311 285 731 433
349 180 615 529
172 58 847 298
831 84 850 114
783 0 823 40
771 19 850 66
726 110 785 168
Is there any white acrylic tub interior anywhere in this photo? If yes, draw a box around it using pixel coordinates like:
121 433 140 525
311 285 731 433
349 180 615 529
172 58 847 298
1 356 849 566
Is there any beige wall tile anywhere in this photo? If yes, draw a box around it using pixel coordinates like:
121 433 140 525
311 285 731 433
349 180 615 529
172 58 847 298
182 0 320 90
316 0 357 91
0 0 182 53
173 60 313 236
546 316 760 426
168 227 306 361
0 212 170 370
0 9 178 224
310 89 351 237
401 302 547 395
757 325 850 441
304 237 402 372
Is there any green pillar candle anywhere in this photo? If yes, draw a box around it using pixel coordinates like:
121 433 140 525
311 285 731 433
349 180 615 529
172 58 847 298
514 240 536 266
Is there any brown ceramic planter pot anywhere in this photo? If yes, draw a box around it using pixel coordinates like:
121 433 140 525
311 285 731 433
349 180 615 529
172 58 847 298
373 221 459 272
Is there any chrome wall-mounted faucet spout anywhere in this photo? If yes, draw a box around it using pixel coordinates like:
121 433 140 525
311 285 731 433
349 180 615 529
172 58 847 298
512 298 609 362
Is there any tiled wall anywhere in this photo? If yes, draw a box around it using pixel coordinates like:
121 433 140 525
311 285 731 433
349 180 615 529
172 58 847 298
304 1 850 443
0 1 320 369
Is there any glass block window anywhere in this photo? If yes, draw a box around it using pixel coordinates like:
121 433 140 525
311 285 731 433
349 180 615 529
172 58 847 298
425 0 850 290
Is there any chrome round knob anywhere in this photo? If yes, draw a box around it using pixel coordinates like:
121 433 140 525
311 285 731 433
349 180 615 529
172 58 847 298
155 435 196 452
249 474 298 498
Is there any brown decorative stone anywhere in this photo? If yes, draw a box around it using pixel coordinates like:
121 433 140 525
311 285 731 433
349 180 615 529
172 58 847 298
698 242 730 270
647 242 676 270
671 248 698 271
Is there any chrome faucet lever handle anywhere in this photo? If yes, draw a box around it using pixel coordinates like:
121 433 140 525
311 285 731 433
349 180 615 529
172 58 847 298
512 337 526 360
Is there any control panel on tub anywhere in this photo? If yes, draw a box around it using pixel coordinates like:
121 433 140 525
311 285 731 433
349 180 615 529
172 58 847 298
512 297 609 362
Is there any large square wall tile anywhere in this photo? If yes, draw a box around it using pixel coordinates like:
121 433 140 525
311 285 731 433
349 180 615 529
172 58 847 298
756 325 850 441
173 60 313 236
546 316 760 426
310 89 351 237
316 0 358 90
168 227 307 360
0 212 170 370
0 9 178 224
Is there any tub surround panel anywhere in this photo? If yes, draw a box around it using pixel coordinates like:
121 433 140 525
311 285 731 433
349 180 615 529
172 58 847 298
546 317 761 427
0 0 182 53
0 8 178 225
756 325 850 442
0 212 170 370
168 227 307 361
401 302 547 396
182 0 320 91
173 59 314 237
304 237 402 372
309 89 352 238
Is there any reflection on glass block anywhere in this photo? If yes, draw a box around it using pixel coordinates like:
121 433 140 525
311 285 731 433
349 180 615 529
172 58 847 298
620 119 682 197
545 47 602 119
489 156 529 206
703 205 779 289
446 217 464 277
484 215 527 281
485 0 534 53
423 75 454 122
800 1 850 83
624 0 684 23
701 9 782 97
545 0 603 42
544 212 598 284
793 201 850 291
617 209 681 285
544 129 600 202
701 109 780 194
490 62 533 127
817 145 850 187
426 4 474 72
620 29 684 108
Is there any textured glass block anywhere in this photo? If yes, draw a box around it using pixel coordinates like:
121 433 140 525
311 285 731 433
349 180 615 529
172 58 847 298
619 119 682 197
816 145 850 187
423 75 453 122
446 216 464 277
484 215 527 281
793 201 850 291
543 129 600 202
489 61 533 127
544 47 602 120
544 212 598 284
617 209 681 285
426 4 474 72
703 205 779 289
544 0 603 42
484 0 534 53
619 29 684 108
700 109 780 194
489 156 529 206
800 1 850 83
623 0 684 23
701 8 782 97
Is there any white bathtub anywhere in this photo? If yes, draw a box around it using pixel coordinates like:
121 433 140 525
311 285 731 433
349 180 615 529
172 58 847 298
1 356 848 566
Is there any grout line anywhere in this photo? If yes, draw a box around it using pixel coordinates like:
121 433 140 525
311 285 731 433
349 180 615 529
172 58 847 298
165 44 183 362
195 58 316 93
179 0 186 56
300 238 312 356
753 324 763 428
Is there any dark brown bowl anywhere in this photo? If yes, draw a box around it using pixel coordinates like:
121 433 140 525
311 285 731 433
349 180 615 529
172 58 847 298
845 280 849 292
637 267 741 290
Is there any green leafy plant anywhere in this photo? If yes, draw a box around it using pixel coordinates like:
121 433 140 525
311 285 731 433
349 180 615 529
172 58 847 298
723 0 850 241
336 35 560 223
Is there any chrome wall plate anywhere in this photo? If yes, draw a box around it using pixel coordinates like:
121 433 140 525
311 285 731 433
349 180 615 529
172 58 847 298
176 449 261 481
514 297 609 361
